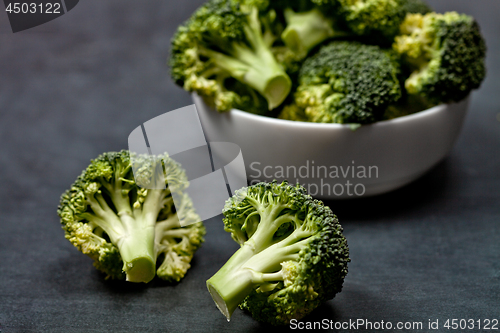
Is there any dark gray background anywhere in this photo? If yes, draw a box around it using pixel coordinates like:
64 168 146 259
0 0 499 332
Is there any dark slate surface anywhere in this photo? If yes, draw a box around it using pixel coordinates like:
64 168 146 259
0 0 499 332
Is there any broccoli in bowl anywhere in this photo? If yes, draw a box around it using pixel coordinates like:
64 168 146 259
169 0 486 125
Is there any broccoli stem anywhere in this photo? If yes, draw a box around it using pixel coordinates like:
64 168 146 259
207 245 257 320
84 185 165 283
118 188 166 283
281 8 340 59
116 219 156 283
84 208 157 283
206 242 301 320
201 46 290 110
207 220 307 320
200 8 291 110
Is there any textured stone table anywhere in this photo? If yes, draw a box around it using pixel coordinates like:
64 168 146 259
0 0 499 332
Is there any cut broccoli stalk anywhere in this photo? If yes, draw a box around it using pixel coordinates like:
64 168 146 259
116 226 156 283
200 46 290 110
207 236 309 320
200 8 291 110
207 246 256 320
282 8 339 59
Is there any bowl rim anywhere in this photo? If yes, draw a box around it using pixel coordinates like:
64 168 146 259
194 92 469 129
225 103 448 129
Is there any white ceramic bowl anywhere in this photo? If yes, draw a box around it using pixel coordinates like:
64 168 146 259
194 94 469 199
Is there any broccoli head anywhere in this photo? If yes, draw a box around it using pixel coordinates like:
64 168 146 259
206 181 349 325
58 151 205 283
323 0 406 42
278 102 308 122
272 0 348 60
295 41 401 124
393 12 486 104
278 0 431 49
400 0 431 15
169 0 291 113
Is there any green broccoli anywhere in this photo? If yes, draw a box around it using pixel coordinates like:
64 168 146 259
383 92 437 120
267 0 432 60
278 102 308 122
295 0 432 44
393 12 487 104
206 181 349 325
169 0 292 114
273 0 346 60
278 0 431 53
58 150 205 283
400 0 431 15
281 8 336 59
294 41 401 124
322 0 406 43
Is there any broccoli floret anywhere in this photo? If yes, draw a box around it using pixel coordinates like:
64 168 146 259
296 0 430 45
278 102 308 122
281 8 336 59
169 0 292 113
323 0 406 43
58 151 205 283
400 0 431 15
295 41 401 124
273 0 348 60
206 181 349 325
383 93 436 120
393 12 486 104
